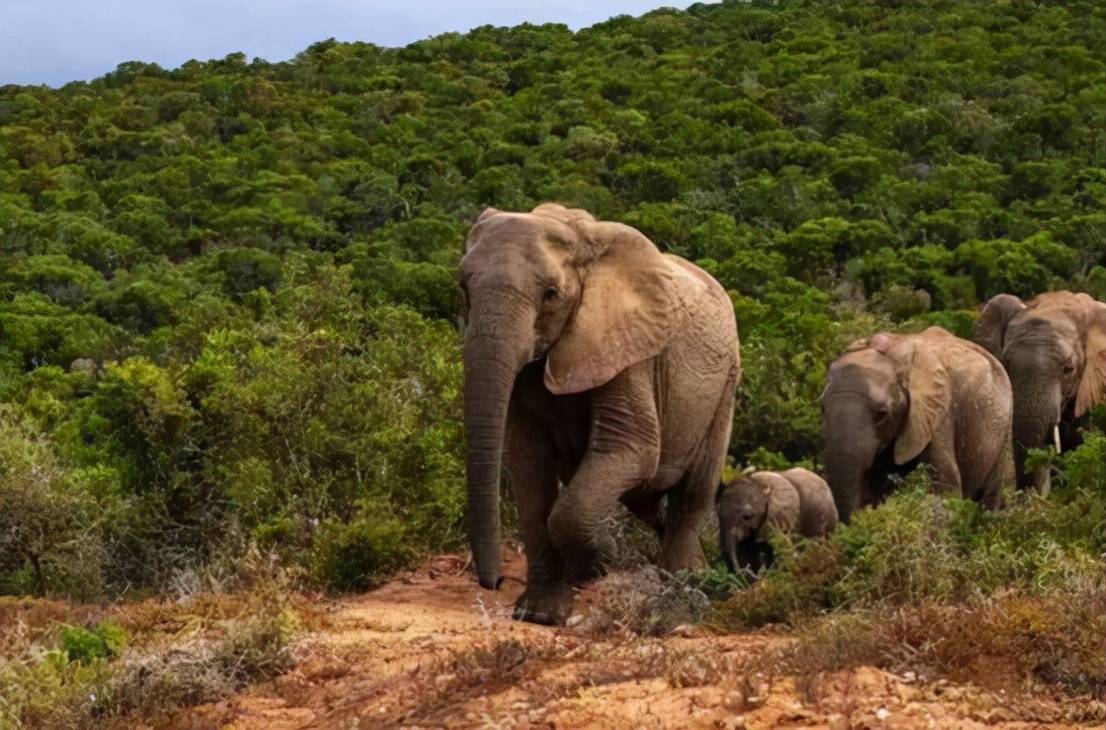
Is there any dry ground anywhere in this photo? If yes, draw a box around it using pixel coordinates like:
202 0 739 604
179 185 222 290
158 550 1102 730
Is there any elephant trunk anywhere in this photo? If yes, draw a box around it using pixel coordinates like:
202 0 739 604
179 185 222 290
822 400 879 523
721 527 741 574
823 448 869 524
1009 375 1061 493
462 299 534 590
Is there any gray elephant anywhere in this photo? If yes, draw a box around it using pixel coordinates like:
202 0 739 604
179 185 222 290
821 326 1014 522
460 203 740 625
716 468 837 575
972 291 1106 494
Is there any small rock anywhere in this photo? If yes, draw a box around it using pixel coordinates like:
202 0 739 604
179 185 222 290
566 613 584 627
902 671 916 683
876 707 891 721
669 624 697 637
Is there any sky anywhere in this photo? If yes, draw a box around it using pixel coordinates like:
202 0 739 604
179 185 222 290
0 1 693 87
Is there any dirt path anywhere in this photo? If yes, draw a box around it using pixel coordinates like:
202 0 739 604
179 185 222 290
173 552 1101 729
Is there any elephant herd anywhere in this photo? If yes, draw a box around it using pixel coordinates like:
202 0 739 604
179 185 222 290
459 204 1106 625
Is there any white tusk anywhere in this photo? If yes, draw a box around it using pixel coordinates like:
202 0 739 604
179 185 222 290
1053 425 1062 454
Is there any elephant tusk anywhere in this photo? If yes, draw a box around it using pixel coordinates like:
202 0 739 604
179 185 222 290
1053 425 1062 454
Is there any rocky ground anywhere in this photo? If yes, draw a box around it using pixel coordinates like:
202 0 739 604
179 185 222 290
172 551 1102 730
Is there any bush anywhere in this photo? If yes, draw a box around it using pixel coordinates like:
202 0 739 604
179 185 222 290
0 408 104 598
716 441 1106 628
309 510 412 591
783 582 1106 700
0 583 297 728
61 622 126 664
576 566 713 636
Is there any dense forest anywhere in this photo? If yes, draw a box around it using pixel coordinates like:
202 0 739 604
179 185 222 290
2 0 1106 598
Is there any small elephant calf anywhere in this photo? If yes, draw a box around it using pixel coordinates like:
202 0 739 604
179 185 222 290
716 468 838 575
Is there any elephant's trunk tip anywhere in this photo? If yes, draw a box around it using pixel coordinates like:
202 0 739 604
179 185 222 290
473 550 504 590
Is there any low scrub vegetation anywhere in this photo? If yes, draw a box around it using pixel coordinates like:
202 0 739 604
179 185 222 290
709 433 1106 697
0 582 298 729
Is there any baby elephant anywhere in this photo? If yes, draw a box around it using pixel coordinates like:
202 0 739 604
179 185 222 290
716 468 838 575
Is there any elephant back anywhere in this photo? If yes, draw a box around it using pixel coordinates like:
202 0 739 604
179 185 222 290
781 468 838 537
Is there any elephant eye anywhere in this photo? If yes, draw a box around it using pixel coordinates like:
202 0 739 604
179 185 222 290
873 407 889 423
1062 361 1076 375
542 287 560 303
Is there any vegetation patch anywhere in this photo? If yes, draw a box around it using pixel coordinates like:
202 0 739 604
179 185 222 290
0 582 298 729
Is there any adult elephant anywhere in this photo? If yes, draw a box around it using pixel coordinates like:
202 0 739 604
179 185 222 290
972 291 1106 494
821 326 1013 522
460 203 740 625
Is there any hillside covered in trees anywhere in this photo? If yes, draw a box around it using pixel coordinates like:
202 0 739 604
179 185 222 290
2 0 1106 598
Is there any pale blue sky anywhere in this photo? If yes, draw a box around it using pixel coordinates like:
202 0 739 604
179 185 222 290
0 1 692 87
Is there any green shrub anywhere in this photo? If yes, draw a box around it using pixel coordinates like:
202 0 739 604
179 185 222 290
61 621 126 664
309 510 412 591
0 408 105 598
716 439 1106 629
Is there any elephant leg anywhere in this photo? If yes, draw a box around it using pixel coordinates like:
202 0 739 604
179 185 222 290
977 436 1013 511
659 476 711 573
659 394 734 574
926 430 962 498
505 402 573 625
548 363 660 585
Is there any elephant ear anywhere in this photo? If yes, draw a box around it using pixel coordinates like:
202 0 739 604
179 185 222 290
755 473 800 541
544 221 691 394
894 339 953 465
1075 304 1106 418
973 294 1026 359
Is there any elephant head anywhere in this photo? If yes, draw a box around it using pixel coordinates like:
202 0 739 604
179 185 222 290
972 291 1106 492
820 331 951 521
715 472 796 572
458 204 689 590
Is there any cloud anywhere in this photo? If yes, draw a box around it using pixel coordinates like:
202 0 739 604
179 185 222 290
0 1 692 86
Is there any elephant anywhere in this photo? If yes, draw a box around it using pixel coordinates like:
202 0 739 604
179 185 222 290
716 468 837 576
460 203 740 625
820 326 1014 522
972 291 1106 494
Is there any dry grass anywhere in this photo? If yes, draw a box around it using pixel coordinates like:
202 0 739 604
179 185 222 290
575 566 713 636
0 580 299 729
780 580 1106 700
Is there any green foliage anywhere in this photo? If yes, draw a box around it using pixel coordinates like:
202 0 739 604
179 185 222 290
0 408 105 597
717 441 1106 628
61 621 127 664
0 584 296 728
309 511 412 591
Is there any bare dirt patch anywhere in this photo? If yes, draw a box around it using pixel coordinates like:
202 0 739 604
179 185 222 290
169 552 1103 729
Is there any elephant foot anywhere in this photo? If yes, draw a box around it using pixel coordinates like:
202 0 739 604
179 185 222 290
512 583 575 626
